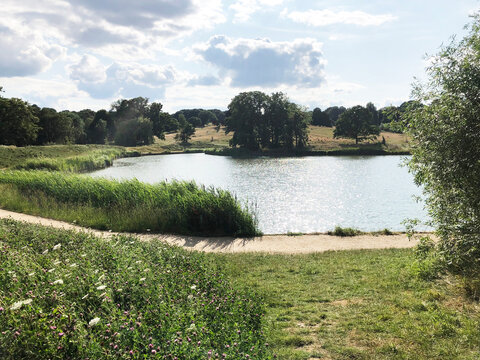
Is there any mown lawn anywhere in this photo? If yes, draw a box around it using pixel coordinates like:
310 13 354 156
214 250 480 360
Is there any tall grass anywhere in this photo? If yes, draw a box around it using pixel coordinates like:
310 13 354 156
0 171 260 236
0 218 272 359
13 148 129 172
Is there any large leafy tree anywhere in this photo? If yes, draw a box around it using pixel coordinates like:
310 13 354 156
311 107 331 127
0 97 39 146
407 16 480 278
333 105 379 144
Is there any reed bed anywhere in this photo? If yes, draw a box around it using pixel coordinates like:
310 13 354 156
12 148 128 172
0 219 271 359
0 171 260 236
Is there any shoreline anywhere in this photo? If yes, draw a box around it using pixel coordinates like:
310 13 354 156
0 208 423 254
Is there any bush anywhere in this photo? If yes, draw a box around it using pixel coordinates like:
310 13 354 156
328 226 361 237
407 15 480 279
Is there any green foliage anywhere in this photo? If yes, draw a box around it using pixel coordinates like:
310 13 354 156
226 91 309 150
0 219 271 359
327 226 361 237
407 15 480 279
114 117 154 147
334 105 380 144
0 171 260 236
0 97 39 146
175 123 196 144
311 107 331 127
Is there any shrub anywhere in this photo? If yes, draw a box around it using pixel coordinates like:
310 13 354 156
328 226 361 237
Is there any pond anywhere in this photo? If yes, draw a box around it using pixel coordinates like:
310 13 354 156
89 153 429 234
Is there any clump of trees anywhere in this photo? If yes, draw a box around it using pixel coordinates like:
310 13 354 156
333 105 380 144
408 15 480 285
226 91 309 150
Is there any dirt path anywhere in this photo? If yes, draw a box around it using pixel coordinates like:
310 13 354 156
0 208 419 254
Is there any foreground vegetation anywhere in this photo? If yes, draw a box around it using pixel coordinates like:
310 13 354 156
0 171 259 236
0 219 271 359
216 249 480 360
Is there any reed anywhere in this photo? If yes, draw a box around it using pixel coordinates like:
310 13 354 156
0 171 260 236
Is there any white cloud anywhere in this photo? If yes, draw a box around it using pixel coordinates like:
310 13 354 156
284 9 397 27
68 55 177 99
0 25 65 77
195 36 326 87
230 0 284 23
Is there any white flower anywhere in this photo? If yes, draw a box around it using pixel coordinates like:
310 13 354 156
117 288 122 292
88 317 100 326
99 292 106 297
81 253 87 257
28 272 35 276
69 263 77 268
135 260 142 264
96 285 106 290
139 277 146 282
144 268 150 272
53 244 61 250
10 299 33 310
48 268 55 273
98 274 105 281
191 285 197 290
53 260 61 266
42 249 49 255
82 294 89 300
53 279 64 285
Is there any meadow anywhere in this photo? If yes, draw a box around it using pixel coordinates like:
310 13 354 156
0 171 259 236
0 219 271 359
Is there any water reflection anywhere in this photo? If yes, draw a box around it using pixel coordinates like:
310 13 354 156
89 154 429 234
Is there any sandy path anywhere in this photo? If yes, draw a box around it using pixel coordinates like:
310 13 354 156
0 208 419 254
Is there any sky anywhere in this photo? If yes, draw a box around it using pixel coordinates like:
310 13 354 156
1 0 479 113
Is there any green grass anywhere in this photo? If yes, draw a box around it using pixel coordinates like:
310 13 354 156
0 219 271 359
0 144 130 172
0 171 260 236
213 250 480 360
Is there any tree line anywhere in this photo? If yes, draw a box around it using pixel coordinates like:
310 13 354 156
0 85 417 148
0 90 225 147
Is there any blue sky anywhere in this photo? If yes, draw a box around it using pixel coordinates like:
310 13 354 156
1 0 478 112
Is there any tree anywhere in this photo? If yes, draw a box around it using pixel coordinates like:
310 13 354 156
333 105 379 144
226 91 268 150
407 15 480 279
198 110 218 126
0 97 39 146
175 123 195 144
86 110 109 144
36 108 75 144
366 102 379 125
148 102 166 139
324 106 346 125
114 117 154 146
311 107 331 127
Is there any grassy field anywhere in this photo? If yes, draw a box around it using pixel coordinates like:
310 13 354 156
214 250 480 360
0 145 129 172
0 219 271 359
0 171 259 236
128 125 410 155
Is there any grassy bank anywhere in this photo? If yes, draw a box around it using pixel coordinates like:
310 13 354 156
0 219 271 359
0 171 259 236
215 250 480 360
128 125 411 156
0 145 133 172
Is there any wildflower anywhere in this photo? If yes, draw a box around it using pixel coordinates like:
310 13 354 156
89 317 100 326
96 285 106 290
58 332 64 337
42 249 48 255
81 253 86 257
10 299 33 310
99 292 106 297
144 268 150 272
82 294 89 300
116 288 122 292
191 285 197 290
48 268 55 273
28 272 35 276
0 307 4 312
69 263 77 268
53 244 61 250
139 278 146 282
53 279 63 285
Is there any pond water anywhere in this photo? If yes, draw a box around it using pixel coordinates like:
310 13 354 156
89 153 429 234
